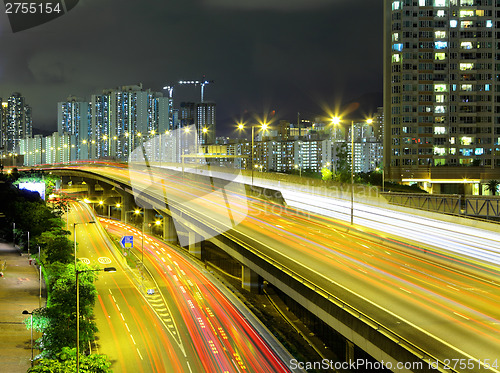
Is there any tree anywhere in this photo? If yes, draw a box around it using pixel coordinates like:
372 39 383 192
36 228 73 265
334 143 351 183
486 180 500 196
31 263 100 358
321 167 333 181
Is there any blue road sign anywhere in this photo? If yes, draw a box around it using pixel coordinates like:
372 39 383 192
120 236 133 249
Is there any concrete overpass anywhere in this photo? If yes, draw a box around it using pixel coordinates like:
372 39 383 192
49 165 499 373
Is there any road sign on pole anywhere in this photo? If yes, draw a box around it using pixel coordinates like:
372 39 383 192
120 236 133 249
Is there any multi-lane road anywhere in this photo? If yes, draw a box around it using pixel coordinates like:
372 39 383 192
70 200 292 372
65 164 500 373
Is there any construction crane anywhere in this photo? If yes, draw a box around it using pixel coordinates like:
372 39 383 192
178 76 214 103
162 83 175 99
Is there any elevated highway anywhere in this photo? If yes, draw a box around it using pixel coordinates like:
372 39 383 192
49 164 500 373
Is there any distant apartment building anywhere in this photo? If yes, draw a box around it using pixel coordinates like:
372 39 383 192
1 93 32 156
348 121 384 173
54 84 170 162
180 101 216 145
384 0 500 194
57 96 89 160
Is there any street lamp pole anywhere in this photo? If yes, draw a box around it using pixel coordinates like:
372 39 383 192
351 120 354 226
38 246 42 308
73 221 96 270
22 310 34 367
251 126 254 186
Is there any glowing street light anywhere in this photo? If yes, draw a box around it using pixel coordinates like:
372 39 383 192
331 116 374 225
237 122 270 186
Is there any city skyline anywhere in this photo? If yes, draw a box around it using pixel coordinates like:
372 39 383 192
0 0 383 135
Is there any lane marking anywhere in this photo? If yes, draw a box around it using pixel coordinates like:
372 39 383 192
453 312 469 320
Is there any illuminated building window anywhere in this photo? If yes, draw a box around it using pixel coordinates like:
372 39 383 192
435 52 446 60
461 21 473 28
461 84 473 91
460 62 474 70
460 10 474 18
392 54 401 63
460 41 473 49
435 41 447 49
434 147 446 156
434 84 448 92
475 148 484 155
460 148 473 156
392 33 400 42
435 94 446 103
435 106 446 113
434 126 446 134
393 43 403 51
392 1 400 10
460 136 473 145
435 31 446 38
436 10 445 17
450 20 458 27
434 0 446 5
486 20 493 27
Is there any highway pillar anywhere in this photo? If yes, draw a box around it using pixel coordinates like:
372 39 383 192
346 340 355 363
188 231 202 259
118 192 134 223
85 180 97 198
241 265 260 293
144 209 155 233
163 215 177 244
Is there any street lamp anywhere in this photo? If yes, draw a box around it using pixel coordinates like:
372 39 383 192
133 209 145 267
202 127 208 152
76 267 116 372
331 116 373 225
237 122 269 186
22 310 34 367
73 221 96 269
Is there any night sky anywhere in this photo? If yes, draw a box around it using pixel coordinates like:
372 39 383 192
0 0 383 136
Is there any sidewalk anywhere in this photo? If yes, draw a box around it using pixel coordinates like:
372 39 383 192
0 241 42 373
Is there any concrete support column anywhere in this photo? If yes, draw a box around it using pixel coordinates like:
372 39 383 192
119 193 134 223
188 231 202 259
163 215 177 244
346 340 355 363
242 265 260 293
144 209 155 233
85 180 96 198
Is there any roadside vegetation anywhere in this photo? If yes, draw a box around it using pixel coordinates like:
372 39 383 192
0 169 112 372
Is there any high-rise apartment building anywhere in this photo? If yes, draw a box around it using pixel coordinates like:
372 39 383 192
180 102 216 145
57 96 89 160
384 0 500 194
1 93 32 155
87 84 169 161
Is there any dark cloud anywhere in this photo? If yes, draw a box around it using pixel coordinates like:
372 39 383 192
0 0 382 133
204 0 344 11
